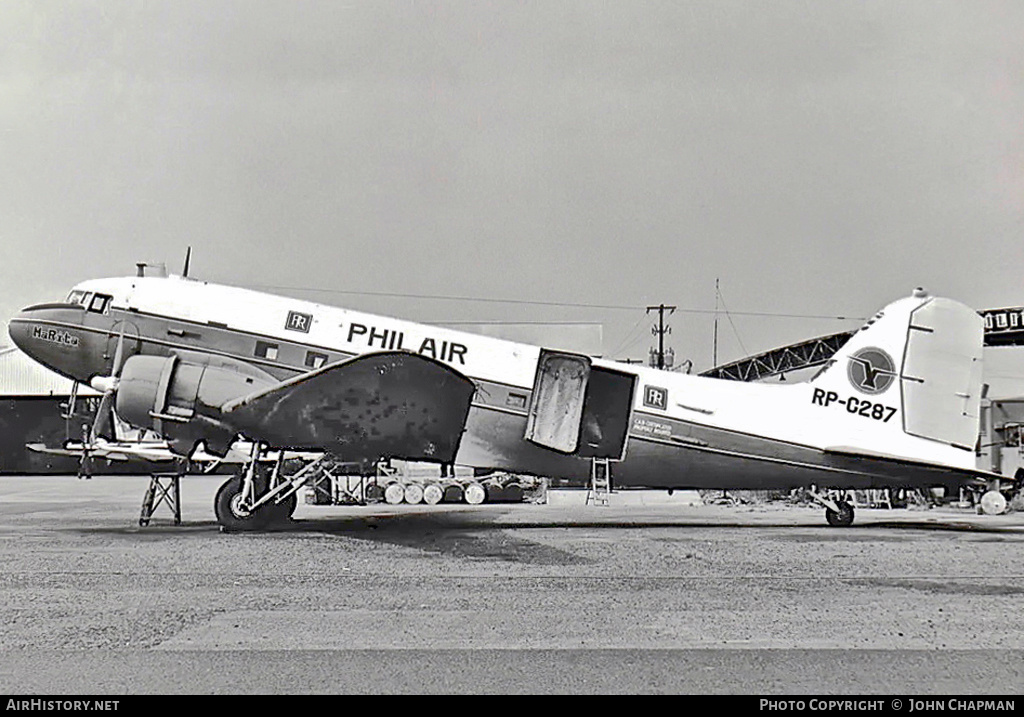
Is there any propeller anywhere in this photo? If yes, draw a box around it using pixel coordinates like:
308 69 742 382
78 322 129 478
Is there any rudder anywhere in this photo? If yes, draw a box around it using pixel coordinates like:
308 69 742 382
901 297 983 450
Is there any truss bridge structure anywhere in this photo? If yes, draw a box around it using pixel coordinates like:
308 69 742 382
700 306 1024 382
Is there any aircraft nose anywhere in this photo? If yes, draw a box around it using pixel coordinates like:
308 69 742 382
7 309 36 354
6 302 92 382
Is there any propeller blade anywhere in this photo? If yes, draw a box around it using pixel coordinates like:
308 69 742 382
78 389 116 478
183 246 192 278
91 390 116 440
111 321 128 377
79 321 132 476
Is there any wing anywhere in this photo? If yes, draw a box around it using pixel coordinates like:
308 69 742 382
25 442 121 459
222 351 476 463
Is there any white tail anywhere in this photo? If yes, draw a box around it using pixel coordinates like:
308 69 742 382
809 288 983 454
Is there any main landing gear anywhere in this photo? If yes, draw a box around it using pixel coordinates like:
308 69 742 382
808 488 855 527
214 444 320 531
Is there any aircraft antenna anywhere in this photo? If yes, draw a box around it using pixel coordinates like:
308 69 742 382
183 246 192 278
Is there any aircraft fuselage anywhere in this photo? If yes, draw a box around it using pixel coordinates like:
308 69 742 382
8 275 986 493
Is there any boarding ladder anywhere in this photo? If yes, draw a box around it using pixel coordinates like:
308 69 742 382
586 458 611 507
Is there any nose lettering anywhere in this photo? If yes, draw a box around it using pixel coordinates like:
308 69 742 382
31 326 80 347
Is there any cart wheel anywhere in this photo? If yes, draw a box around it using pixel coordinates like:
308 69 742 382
980 490 1007 516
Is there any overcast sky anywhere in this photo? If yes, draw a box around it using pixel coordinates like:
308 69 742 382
1 1 1022 383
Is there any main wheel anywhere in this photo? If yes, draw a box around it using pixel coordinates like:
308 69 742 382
264 491 298 525
214 476 271 532
825 500 855 527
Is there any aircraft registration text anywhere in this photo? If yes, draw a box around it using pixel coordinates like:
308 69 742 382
811 388 897 422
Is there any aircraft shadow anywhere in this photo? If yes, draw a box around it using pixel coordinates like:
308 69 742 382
70 510 1023 564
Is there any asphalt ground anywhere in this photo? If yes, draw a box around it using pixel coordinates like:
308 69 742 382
0 474 1022 695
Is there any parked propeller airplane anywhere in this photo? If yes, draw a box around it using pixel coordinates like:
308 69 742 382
7 272 1005 529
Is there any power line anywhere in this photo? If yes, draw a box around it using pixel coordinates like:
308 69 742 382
247 284 865 321
609 313 651 358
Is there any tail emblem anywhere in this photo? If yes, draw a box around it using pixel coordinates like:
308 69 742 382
847 347 897 395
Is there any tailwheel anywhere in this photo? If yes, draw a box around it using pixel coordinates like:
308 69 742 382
825 500 855 527
215 475 271 532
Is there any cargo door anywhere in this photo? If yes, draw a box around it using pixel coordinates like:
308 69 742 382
577 366 637 460
524 350 591 453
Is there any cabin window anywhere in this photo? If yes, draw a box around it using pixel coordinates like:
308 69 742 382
88 293 112 314
255 340 279 361
305 351 329 369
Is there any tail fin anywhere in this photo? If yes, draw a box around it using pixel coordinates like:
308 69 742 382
810 288 983 452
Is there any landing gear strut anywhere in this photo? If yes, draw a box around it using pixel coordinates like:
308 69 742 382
213 445 309 531
215 475 270 531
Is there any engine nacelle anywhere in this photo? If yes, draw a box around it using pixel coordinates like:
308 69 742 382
115 354 276 456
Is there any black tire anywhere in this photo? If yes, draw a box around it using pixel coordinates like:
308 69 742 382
825 500 855 527
214 476 271 532
264 491 298 525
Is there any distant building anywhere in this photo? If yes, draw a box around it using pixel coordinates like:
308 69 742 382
978 397 1024 478
436 322 603 357
0 347 106 473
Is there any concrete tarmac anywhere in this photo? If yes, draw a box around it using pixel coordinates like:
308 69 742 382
0 475 1022 694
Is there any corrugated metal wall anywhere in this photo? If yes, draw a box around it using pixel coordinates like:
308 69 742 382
0 347 98 397
0 347 135 474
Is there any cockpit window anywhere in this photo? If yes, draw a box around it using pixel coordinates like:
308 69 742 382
88 293 112 314
66 290 87 306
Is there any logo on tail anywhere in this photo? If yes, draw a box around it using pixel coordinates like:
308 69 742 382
847 347 896 395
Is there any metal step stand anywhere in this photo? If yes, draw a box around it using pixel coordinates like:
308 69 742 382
140 470 183 526
586 458 611 506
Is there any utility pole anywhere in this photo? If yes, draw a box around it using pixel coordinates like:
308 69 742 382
713 277 719 367
646 303 676 369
